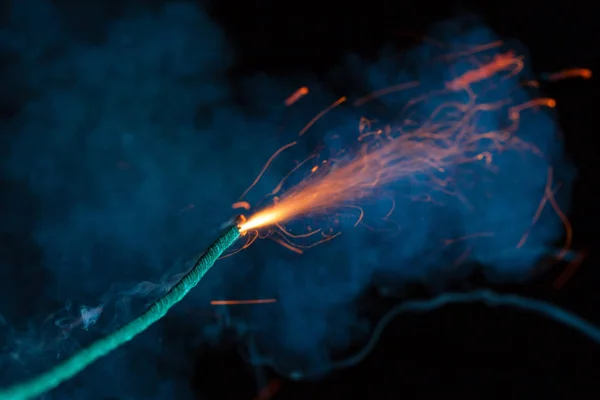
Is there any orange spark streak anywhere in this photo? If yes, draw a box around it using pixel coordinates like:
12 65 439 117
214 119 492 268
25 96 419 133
354 81 420 106
210 299 277 305
298 96 346 136
543 68 592 82
232 201 251 210
239 92 549 233
446 51 523 91
237 44 573 261
509 98 555 122
270 236 304 254
239 142 297 200
435 40 504 61
285 86 309 106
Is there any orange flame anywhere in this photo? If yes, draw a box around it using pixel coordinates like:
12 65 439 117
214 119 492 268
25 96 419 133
233 43 580 261
239 54 551 234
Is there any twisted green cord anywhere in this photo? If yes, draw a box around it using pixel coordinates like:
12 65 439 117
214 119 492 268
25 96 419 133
0 225 240 400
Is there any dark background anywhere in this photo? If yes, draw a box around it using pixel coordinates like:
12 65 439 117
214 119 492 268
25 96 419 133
1 0 599 399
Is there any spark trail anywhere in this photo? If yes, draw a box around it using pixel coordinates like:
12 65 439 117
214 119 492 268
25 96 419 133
239 49 557 239
234 33 586 378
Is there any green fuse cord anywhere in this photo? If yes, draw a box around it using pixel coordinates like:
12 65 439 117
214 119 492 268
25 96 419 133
0 225 241 400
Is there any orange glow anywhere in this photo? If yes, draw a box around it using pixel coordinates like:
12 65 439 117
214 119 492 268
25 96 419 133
210 299 277 305
239 123 490 233
446 51 523 91
233 43 575 259
232 201 251 210
354 82 419 106
239 49 552 235
285 86 309 106
543 68 592 82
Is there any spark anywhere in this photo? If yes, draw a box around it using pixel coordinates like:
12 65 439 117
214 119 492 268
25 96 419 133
239 63 550 235
239 142 297 201
232 201 251 211
298 96 346 136
284 86 309 106
210 299 277 305
446 50 523 91
433 40 504 60
235 43 576 259
354 81 419 106
542 68 592 82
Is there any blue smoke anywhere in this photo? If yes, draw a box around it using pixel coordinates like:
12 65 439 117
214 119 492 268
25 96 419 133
0 1 574 398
